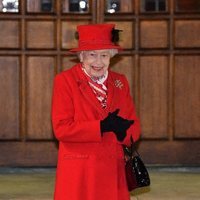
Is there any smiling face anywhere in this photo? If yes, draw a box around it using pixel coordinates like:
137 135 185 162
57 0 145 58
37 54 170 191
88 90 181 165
79 49 111 78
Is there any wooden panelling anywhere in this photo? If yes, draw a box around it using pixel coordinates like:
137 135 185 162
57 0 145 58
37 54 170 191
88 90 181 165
0 20 19 48
26 21 56 49
174 55 200 138
111 56 134 96
1 140 200 166
61 21 90 49
0 142 58 166
139 56 169 139
27 0 41 12
26 56 55 139
175 0 200 12
175 20 200 48
62 0 70 12
62 56 79 71
119 0 134 13
140 20 169 49
106 21 134 49
0 57 19 139
138 140 200 165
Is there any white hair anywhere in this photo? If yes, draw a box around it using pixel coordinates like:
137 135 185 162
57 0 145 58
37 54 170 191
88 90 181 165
109 49 118 57
77 49 118 62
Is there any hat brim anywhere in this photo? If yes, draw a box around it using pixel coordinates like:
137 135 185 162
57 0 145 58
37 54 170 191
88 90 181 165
69 44 123 52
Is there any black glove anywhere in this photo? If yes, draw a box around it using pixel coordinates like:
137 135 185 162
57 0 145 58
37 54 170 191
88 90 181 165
100 109 134 141
114 115 134 141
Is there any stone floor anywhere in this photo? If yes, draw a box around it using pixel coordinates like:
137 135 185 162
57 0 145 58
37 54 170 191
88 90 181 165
0 167 199 200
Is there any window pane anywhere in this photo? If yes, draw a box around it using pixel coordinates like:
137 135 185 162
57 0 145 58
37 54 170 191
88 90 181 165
106 0 134 13
62 0 89 13
0 0 19 13
145 0 156 11
159 0 166 11
107 0 120 13
141 0 167 12
27 0 54 13
175 0 200 12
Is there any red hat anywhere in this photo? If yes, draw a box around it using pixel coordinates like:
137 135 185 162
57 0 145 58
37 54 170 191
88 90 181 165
70 24 122 52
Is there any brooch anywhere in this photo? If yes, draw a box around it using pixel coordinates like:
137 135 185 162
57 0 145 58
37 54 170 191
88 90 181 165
114 79 123 89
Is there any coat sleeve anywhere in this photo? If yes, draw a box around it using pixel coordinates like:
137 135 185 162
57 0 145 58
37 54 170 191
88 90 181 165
120 75 141 145
51 73 102 143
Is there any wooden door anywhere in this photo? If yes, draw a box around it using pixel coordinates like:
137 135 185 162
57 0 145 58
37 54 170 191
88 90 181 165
0 0 199 166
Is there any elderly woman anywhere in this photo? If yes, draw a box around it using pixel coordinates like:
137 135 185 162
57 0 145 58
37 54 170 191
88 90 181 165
51 24 141 200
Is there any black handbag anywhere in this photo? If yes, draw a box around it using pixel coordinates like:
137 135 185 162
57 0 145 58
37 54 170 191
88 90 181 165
123 137 150 191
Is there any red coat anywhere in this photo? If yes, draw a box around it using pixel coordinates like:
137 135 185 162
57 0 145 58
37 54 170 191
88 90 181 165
52 63 141 200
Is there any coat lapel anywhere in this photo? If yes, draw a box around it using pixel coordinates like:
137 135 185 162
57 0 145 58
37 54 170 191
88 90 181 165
106 72 118 112
75 64 105 115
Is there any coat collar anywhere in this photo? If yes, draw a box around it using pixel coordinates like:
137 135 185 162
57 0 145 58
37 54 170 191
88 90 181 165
73 63 118 117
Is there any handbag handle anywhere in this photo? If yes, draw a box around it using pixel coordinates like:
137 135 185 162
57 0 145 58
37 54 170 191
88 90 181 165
123 136 141 158
130 136 141 158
